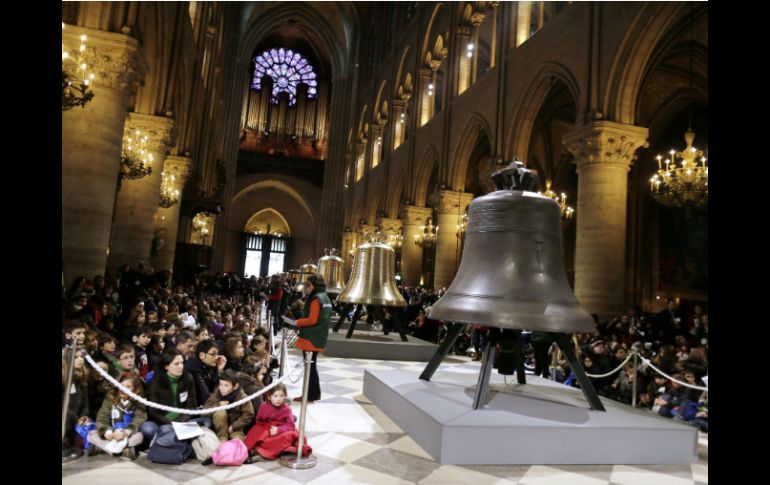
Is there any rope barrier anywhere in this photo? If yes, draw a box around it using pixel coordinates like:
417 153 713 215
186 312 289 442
636 354 708 391
84 352 305 415
584 352 636 378
579 351 708 391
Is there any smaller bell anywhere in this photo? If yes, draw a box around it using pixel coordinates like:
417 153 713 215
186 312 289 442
294 261 318 294
318 248 346 295
337 233 406 307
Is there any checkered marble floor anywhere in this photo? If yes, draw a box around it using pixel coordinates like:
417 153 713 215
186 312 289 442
63 350 708 484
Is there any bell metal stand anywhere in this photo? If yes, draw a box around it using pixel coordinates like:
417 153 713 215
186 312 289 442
331 301 352 332
345 304 408 341
420 326 605 411
280 352 318 469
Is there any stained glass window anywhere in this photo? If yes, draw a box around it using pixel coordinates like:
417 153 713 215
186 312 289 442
251 48 318 106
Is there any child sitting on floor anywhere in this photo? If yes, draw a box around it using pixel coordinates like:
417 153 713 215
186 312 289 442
242 383 311 462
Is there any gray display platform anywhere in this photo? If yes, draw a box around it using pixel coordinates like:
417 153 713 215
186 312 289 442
363 368 698 465
329 316 374 331
324 330 437 361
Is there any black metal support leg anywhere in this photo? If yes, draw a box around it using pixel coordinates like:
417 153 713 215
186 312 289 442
391 311 408 342
511 329 527 384
419 323 465 381
472 330 499 410
345 304 363 339
332 303 348 332
554 333 606 411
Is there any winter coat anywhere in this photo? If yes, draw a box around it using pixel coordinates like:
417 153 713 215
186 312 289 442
95 397 148 437
146 371 197 424
204 387 255 433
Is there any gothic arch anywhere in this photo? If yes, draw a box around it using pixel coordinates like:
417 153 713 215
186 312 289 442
393 46 412 97
386 167 406 218
244 208 292 237
366 180 384 223
603 2 688 125
421 3 448 59
413 145 440 206
506 62 580 163
231 179 317 225
450 113 494 191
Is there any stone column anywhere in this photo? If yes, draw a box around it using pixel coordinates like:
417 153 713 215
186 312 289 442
516 1 532 47
370 124 383 169
377 217 404 276
470 13 485 84
400 206 433 287
456 26 472 95
392 100 406 150
419 67 432 127
151 156 192 271
489 2 499 69
108 113 175 271
62 25 146 283
429 190 475 290
342 229 355 277
563 121 649 318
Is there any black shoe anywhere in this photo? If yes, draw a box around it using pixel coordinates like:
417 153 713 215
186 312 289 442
201 457 214 466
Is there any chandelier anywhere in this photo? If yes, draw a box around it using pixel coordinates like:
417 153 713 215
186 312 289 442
62 23 95 111
540 180 575 220
159 173 180 208
456 210 468 239
192 212 212 244
414 217 438 247
120 129 154 180
649 129 708 208
385 233 404 250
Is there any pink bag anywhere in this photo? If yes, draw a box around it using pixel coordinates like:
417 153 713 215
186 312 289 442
211 439 248 466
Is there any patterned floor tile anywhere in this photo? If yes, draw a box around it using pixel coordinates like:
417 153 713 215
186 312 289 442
462 464 532 482
352 447 441 483
337 431 406 446
519 465 610 485
386 434 433 460
610 465 695 485
421 464 519 484
691 464 707 483
307 463 414 485
550 465 614 482
263 454 348 483
310 432 383 463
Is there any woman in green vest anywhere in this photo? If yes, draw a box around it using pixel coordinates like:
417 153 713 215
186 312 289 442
293 274 332 402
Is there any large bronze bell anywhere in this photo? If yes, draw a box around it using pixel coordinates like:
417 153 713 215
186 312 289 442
422 160 605 412
294 261 318 294
337 234 406 307
427 167 594 334
317 248 346 295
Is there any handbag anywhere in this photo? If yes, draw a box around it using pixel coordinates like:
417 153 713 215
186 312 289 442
192 427 221 461
148 424 195 464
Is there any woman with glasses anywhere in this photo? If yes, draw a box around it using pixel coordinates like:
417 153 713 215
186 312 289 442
184 339 227 407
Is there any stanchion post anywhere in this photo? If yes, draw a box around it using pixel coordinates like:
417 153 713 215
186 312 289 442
632 352 638 408
280 352 318 469
279 327 287 378
62 341 84 462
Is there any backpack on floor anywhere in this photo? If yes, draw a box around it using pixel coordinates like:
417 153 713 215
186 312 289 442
211 438 248 466
148 424 194 465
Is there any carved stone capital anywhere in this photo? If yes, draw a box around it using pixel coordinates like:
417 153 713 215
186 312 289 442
125 113 176 155
456 26 472 38
562 121 649 172
377 217 403 235
162 156 193 188
62 25 147 95
356 224 377 241
401 205 433 225
470 12 486 28
429 190 475 215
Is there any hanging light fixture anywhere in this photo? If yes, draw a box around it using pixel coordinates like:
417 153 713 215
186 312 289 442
62 23 95 111
648 3 707 209
159 172 180 208
540 180 575 220
414 217 438 247
386 232 404 249
649 131 707 208
120 129 154 180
